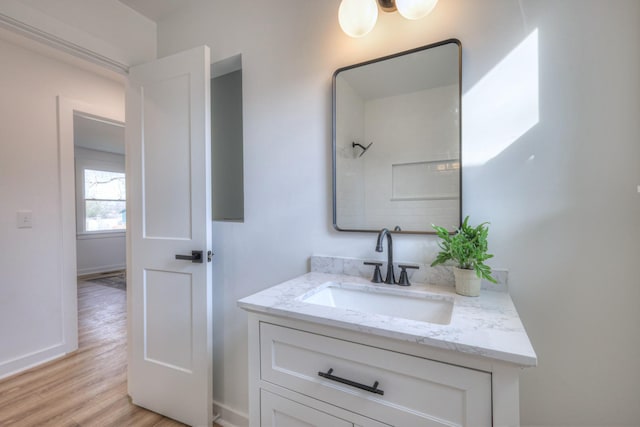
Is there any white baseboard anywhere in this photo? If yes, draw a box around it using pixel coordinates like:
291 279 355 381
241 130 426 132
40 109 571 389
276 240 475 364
0 343 67 380
76 263 125 276
213 399 249 427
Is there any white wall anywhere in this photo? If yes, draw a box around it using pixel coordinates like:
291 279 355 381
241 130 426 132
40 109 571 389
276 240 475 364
0 0 156 69
74 147 126 275
156 1 640 425
76 233 125 275
0 35 125 378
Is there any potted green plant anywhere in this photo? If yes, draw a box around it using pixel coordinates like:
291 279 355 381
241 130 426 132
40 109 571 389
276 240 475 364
431 216 497 297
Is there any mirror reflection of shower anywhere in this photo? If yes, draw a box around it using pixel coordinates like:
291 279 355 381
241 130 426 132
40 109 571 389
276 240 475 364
333 39 462 233
352 141 373 157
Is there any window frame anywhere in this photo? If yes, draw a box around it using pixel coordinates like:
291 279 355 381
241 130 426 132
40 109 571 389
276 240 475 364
75 155 126 236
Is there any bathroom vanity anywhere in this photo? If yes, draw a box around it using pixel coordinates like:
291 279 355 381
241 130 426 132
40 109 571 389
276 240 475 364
238 264 537 427
239 37 536 427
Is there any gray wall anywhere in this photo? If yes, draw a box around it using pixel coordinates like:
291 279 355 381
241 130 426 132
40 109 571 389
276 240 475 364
157 0 640 425
212 69 244 222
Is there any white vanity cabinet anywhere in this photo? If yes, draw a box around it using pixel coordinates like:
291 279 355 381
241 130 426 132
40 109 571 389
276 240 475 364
248 314 517 427
240 272 536 427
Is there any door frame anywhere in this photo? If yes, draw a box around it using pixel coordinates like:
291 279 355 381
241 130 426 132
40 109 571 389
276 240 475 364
57 96 125 354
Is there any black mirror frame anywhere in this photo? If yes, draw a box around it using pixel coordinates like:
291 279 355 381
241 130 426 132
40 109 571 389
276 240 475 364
332 39 462 235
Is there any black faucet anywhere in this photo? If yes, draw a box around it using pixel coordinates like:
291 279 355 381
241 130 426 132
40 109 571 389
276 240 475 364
376 228 395 284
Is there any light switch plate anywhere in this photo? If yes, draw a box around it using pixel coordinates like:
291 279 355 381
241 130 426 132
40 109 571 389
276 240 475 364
17 211 33 228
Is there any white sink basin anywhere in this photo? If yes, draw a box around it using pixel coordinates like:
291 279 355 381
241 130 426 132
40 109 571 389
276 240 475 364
299 283 453 325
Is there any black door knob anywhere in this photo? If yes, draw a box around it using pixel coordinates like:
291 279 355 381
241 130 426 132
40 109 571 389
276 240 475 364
175 250 203 263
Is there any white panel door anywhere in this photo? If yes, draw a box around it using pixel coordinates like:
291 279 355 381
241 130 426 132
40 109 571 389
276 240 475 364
126 45 212 427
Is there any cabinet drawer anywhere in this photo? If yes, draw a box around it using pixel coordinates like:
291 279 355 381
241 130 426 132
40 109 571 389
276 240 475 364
261 389 353 427
260 323 491 427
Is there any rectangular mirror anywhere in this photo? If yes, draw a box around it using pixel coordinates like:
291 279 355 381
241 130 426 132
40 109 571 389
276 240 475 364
333 39 461 234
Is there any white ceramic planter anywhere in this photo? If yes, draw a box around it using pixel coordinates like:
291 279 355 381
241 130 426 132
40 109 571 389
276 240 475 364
453 267 481 297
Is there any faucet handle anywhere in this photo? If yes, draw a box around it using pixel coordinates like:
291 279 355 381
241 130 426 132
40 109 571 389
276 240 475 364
397 264 419 286
364 261 383 283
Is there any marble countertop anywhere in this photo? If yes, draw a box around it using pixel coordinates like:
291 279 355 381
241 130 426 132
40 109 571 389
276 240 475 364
238 272 537 367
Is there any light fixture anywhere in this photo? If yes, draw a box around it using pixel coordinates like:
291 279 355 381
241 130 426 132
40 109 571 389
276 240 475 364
338 0 379 38
396 0 438 20
339 0 438 37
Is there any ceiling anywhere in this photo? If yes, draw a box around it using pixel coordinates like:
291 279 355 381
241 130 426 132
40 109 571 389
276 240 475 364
74 115 125 155
117 0 186 22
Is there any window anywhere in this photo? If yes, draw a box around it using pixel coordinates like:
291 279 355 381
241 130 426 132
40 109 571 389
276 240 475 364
83 169 126 231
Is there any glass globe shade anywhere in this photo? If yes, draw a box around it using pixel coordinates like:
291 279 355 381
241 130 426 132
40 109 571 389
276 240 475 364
395 0 438 20
338 0 379 38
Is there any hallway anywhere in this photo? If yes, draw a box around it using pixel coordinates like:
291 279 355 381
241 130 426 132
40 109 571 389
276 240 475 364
0 281 190 426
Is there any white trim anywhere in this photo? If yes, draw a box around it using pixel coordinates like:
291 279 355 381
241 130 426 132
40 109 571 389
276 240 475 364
57 96 126 364
390 195 459 201
76 231 126 240
0 344 65 380
74 112 125 128
75 161 126 234
77 263 126 277
0 12 129 75
73 142 126 237
212 400 249 427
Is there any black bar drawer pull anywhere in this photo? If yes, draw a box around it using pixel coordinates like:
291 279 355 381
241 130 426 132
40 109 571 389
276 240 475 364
175 250 203 263
318 368 384 395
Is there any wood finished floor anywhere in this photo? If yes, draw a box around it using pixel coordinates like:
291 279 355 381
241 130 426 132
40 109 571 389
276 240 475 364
0 280 221 427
